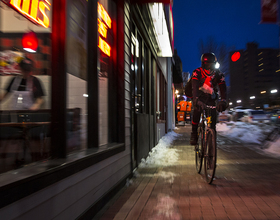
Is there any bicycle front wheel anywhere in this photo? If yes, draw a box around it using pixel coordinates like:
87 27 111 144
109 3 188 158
195 124 204 173
204 128 217 184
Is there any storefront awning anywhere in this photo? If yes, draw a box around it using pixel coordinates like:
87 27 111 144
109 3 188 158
131 0 172 4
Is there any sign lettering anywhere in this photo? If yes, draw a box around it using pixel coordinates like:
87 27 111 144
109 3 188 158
5 0 51 28
98 37 111 57
97 2 111 57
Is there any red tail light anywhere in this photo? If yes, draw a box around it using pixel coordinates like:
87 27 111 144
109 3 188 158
250 116 253 119
278 116 280 119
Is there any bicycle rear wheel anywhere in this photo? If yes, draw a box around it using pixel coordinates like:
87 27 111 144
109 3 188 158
204 128 216 184
195 124 204 173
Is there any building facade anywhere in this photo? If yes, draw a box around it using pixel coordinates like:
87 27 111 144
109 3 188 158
0 0 174 219
229 42 280 108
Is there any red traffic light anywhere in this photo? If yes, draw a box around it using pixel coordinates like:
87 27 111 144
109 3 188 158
22 31 38 53
231 52 240 62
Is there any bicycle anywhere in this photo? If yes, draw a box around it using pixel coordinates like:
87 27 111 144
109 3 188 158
195 101 217 184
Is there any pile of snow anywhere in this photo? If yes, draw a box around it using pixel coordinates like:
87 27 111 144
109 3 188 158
216 122 274 144
139 131 181 168
217 121 280 158
138 122 280 168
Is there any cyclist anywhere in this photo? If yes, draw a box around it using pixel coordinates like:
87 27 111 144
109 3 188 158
189 53 227 145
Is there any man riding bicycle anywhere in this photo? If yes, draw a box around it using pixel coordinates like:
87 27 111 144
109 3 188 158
188 53 227 145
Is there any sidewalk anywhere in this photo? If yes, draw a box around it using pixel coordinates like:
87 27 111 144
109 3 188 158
95 125 280 220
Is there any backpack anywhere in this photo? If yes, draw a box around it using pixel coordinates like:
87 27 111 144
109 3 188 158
184 77 193 98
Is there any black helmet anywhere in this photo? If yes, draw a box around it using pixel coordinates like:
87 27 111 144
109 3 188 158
201 53 217 70
201 53 216 64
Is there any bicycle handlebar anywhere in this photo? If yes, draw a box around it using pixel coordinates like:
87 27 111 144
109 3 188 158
197 100 216 111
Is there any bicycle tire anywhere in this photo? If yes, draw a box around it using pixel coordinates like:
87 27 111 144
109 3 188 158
204 128 217 184
195 124 204 173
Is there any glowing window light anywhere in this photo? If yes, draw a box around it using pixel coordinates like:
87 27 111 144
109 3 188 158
9 0 51 28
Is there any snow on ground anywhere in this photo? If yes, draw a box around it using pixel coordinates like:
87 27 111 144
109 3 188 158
216 122 275 144
139 122 280 169
138 131 182 168
216 121 280 158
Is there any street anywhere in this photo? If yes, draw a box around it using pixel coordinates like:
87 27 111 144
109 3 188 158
96 125 280 220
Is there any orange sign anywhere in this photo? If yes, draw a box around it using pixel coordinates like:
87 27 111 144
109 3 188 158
7 0 51 28
98 2 111 57
98 2 111 28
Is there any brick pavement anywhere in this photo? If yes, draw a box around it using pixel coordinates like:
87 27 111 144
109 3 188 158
95 125 280 220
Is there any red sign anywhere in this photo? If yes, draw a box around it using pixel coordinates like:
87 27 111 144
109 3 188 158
1 0 51 28
231 52 240 62
261 0 278 23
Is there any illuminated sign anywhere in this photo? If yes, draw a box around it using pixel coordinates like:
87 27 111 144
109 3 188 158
2 0 51 28
98 2 111 57
231 52 240 62
98 3 111 28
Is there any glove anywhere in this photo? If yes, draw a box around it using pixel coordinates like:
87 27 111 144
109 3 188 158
217 100 227 112
193 97 205 111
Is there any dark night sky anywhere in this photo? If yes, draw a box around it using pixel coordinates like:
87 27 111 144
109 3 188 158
172 0 279 78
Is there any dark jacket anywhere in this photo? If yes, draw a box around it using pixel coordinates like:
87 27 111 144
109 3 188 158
192 67 226 105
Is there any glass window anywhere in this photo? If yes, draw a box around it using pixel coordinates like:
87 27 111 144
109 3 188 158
98 0 117 146
131 29 150 115
66 0 88 152
0 1 52 173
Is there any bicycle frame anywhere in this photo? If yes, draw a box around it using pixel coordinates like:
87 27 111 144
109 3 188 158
195 104 217 184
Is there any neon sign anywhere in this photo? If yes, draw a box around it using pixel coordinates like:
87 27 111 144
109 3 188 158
4 0 51 28
98 2 111 57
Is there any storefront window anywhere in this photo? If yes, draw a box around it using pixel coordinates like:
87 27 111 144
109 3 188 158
0 1 52 173
98 0 116 146
66 0 88 152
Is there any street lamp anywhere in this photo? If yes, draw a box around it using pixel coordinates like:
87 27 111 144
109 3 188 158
250 96 255 99
237 100 242 103
271 89 278 94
